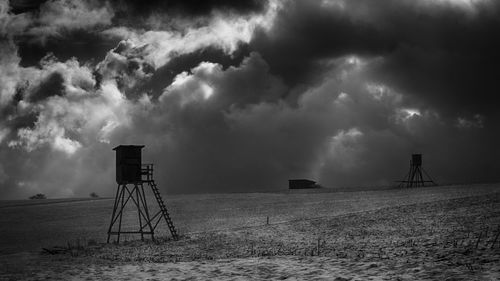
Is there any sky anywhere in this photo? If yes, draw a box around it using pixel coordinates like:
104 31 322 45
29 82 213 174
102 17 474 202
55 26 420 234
0 0 499 199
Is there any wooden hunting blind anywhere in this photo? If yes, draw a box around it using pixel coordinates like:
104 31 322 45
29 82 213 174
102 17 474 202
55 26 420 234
397 154 436 188
113 145 144 184
289 179 318 189
107 145 178 243
412 154 422 166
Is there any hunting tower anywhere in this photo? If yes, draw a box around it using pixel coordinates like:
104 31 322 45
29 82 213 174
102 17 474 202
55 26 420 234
107 145 178 243
398 154 436 188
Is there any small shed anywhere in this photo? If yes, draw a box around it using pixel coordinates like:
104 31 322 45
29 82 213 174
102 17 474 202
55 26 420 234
113 145 144 184
288 179 318 189
411 154 422 166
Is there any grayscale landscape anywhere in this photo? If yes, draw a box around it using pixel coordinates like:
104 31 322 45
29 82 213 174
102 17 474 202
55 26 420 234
1 0 499 279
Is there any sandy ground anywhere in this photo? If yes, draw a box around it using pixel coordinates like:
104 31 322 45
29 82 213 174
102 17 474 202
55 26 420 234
1 188 499 280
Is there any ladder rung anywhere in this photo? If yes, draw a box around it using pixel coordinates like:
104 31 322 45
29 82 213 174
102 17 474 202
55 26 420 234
147 179 178 240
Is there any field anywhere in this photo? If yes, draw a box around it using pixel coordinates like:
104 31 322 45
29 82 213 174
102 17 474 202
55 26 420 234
1 184 500 280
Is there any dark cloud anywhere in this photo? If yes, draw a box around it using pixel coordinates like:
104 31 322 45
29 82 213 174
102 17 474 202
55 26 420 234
28 71 65 102
319 121 500 188
4 0 116 69
145 45 251 98
368 42 500 117
250 0 500 117
1 0 499 199
9 0 47 14
106 0 269 32
111 0 267 18
250 1 396 85
117 53 304 193
10 0 267 17
17 31 120 66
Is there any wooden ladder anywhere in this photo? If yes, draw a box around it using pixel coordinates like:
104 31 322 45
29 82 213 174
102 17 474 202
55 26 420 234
149 180 179 240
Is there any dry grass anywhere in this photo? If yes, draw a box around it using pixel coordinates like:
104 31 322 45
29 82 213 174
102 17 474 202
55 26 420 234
1 183 499 255
94 194 500 264
2 191 499 280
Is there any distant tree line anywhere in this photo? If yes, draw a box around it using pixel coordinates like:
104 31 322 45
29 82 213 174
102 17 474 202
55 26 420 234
29 193 46 199
29 192 100 199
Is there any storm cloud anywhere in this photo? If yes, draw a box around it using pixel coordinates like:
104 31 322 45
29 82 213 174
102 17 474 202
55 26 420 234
0 0 498 199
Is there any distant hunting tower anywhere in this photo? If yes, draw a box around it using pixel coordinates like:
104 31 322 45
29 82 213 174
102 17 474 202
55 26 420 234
107 145 178 243
398 154 436 188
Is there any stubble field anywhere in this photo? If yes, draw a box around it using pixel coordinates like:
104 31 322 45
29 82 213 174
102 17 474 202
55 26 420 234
1 184 499 280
